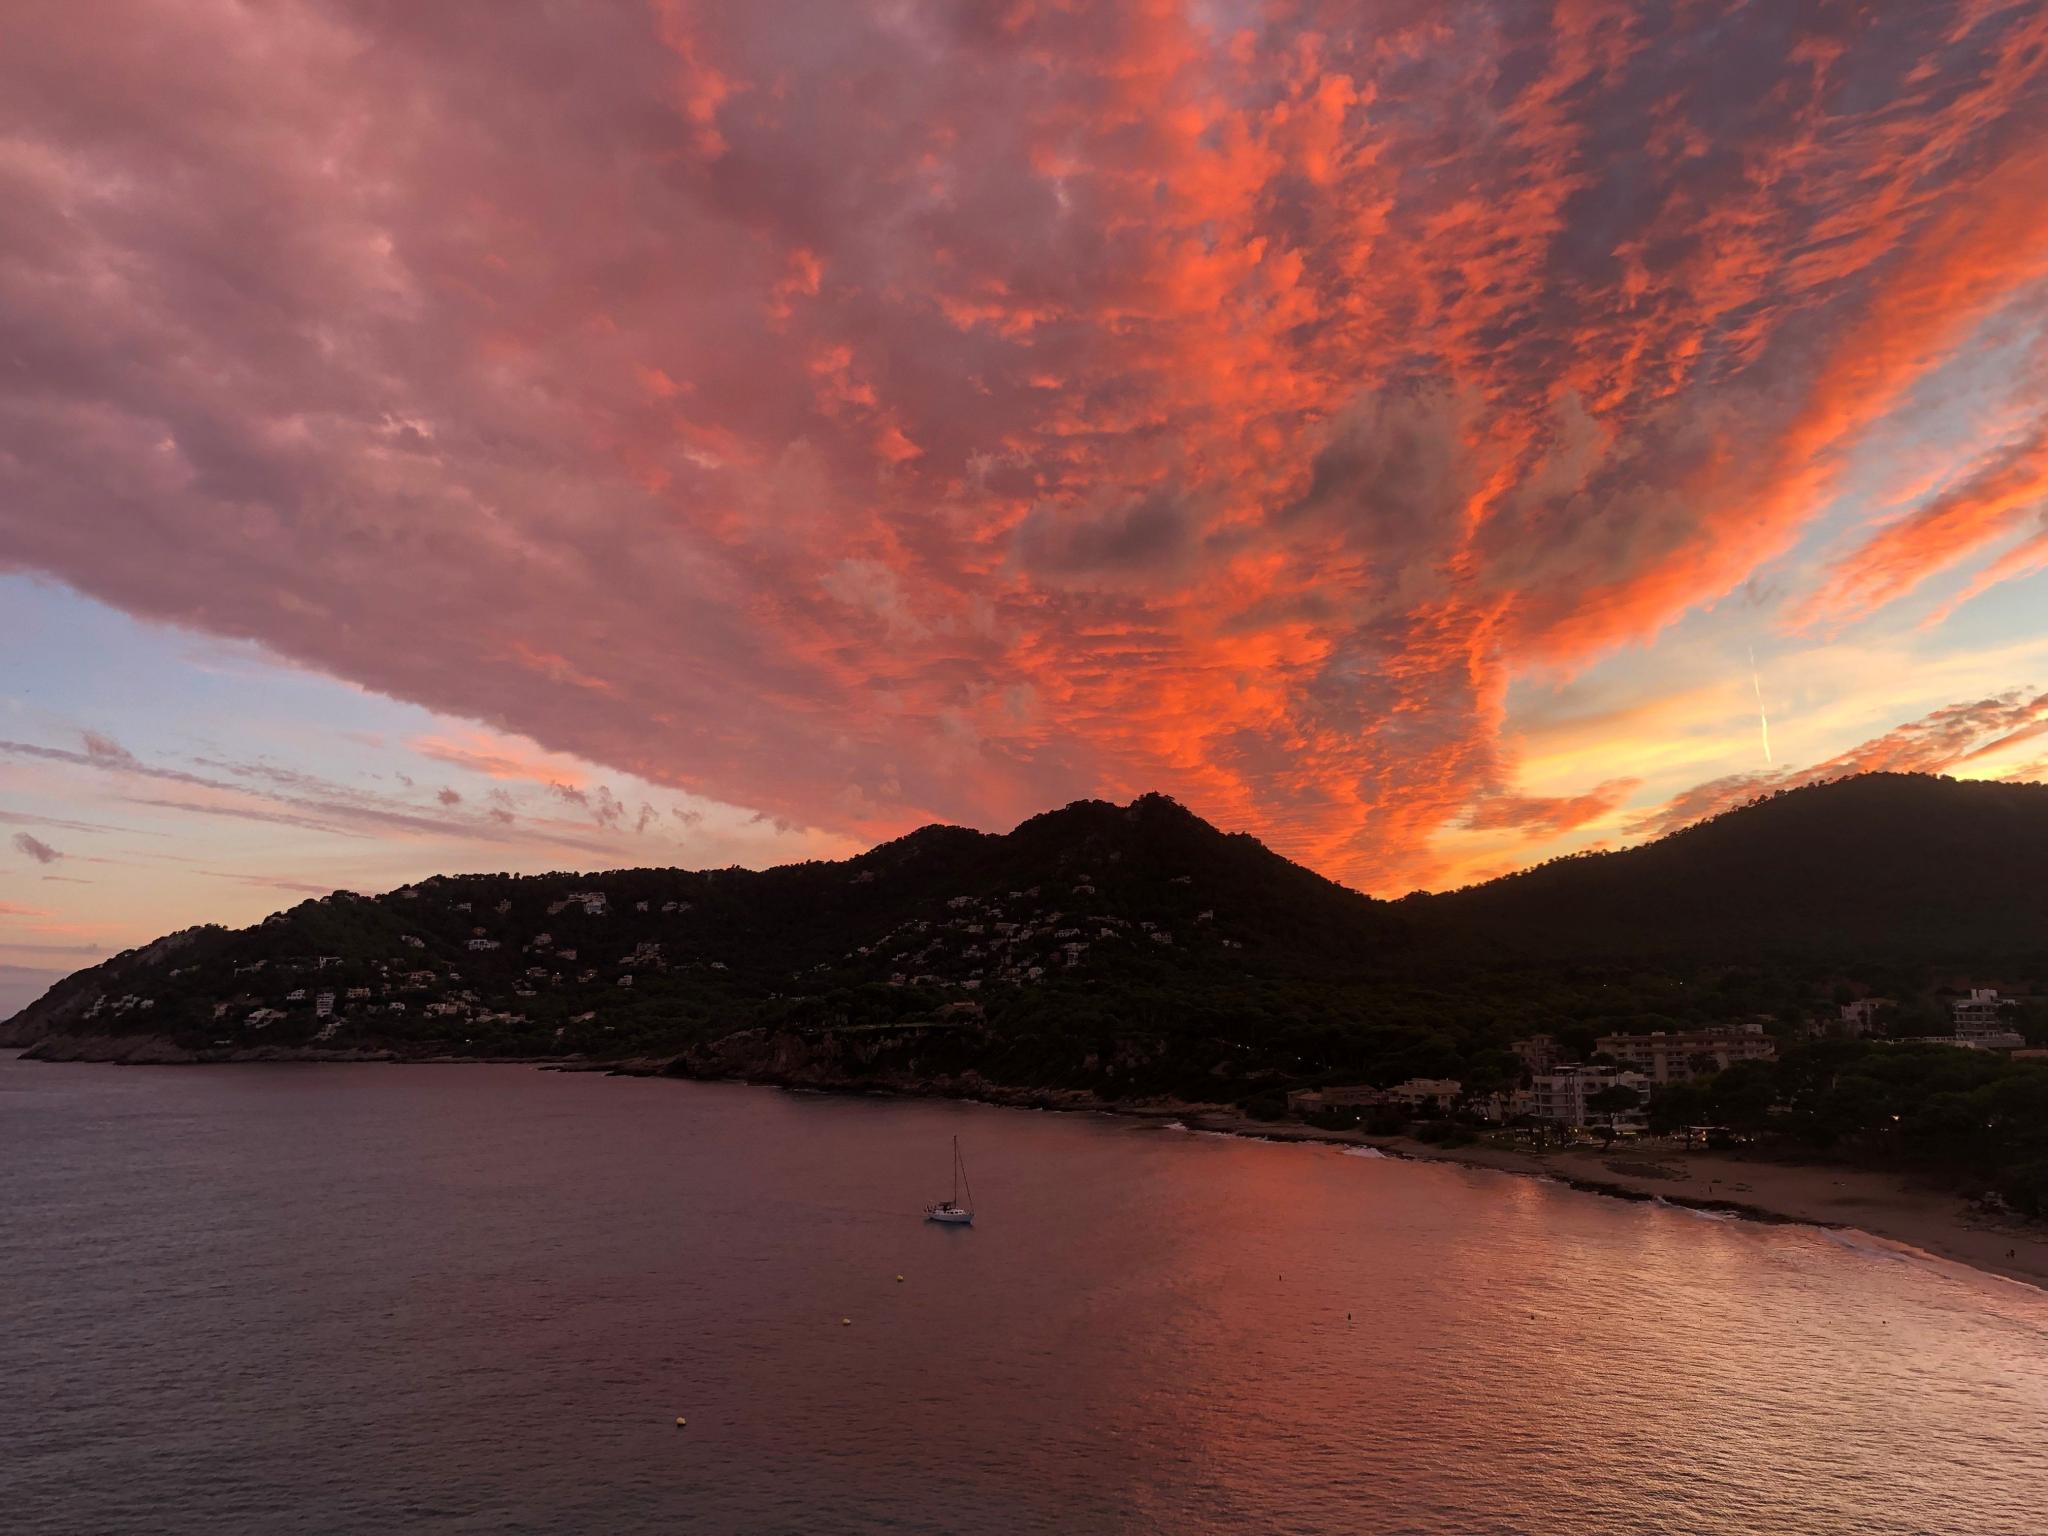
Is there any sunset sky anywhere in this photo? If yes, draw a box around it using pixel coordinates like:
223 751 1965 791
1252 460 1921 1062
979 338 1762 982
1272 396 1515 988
5 1 2048 1014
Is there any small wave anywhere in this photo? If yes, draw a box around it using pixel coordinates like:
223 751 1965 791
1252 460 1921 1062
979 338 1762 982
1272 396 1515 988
1810 1226 2034 1292
1340 1145 1388 1160
1156 1120 1356 1148
1816 1227 1919 1264
1654 1198 1737 1221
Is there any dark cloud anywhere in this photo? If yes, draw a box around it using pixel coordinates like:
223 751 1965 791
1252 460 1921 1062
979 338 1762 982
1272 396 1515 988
12 832 61 864
80 729 140 768
1276 389 1473 560
1014 486 1200 581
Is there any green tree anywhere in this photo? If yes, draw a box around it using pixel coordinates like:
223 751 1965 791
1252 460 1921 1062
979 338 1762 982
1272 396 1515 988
1707 1060 1779 1132
1587 1083 1643 1146
1588 1084 1642 1115
1647 1080 1710 1135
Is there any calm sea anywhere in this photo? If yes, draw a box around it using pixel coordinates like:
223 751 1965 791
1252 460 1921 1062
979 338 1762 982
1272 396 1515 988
3 1054 2045 1534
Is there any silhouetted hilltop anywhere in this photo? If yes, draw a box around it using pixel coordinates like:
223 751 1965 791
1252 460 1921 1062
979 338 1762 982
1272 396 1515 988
7 776 2046 1089
1414 774 2048 961
1 792 1399 1056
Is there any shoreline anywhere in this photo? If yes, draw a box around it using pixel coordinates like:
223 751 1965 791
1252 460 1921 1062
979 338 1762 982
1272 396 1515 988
12 1043 2045 1293
1393 1140 2048 1292
1163 1113 2048 1293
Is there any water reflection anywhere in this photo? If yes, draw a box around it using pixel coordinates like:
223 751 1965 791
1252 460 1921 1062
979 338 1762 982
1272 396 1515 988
2 1057 2044 1534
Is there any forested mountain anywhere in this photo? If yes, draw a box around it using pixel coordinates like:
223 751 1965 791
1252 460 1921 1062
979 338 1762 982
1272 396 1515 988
7 775 2047 1100
4 793 1403 1072
1421 774 2048 963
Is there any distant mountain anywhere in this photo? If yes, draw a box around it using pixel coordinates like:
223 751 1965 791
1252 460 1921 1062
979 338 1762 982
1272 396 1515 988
7 776 2047 1100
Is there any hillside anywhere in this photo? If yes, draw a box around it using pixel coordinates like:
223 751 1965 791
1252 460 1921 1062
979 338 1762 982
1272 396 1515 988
1418 774 2048 962
3 794 1414 1093
7 776 2048 1107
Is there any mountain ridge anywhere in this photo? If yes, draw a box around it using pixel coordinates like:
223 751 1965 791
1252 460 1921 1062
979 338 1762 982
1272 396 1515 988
8 774 2047 1085
1422 772 2048 958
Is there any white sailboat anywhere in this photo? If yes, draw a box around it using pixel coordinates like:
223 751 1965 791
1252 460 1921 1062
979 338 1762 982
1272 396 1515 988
924 1135 975 1225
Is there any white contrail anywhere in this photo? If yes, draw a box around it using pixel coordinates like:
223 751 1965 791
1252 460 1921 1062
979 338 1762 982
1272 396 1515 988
1749 647 1773 765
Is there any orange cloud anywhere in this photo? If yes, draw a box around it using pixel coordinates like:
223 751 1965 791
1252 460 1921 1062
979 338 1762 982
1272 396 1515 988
411 732 589 789
1812 415 2048 622
1459 778 1641 837
1 1 2045 894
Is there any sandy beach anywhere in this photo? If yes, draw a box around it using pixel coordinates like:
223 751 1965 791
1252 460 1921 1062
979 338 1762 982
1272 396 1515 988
1407 1141 2048 1291
1126 1104 2048 1291
1226 1122 2046 1290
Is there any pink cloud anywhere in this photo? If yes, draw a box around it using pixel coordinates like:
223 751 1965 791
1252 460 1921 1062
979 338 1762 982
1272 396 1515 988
0 3 2044 891
411 732 588 788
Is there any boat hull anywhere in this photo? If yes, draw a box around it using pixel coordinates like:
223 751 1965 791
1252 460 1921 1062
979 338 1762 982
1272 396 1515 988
925 1206 973 1225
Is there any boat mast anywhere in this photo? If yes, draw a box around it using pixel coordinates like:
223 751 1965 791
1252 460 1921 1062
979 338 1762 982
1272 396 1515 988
955 1136 974 1212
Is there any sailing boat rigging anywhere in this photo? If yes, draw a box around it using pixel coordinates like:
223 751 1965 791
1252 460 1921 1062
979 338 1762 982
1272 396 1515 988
925 1135 975 1225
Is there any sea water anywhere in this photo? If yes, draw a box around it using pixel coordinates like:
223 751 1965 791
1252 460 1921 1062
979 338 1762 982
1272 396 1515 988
4 1055 2044 1534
